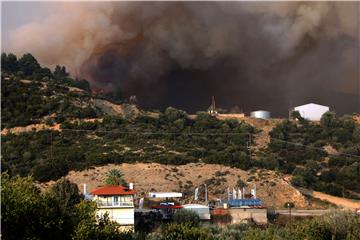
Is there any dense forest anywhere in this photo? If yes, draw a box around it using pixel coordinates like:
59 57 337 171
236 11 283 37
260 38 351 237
1 53 360 199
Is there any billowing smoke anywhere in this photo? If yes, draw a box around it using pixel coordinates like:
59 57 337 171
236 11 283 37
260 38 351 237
7 2 359 115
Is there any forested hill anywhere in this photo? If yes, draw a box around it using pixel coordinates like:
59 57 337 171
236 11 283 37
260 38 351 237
1 52 257 180
1 53 360 200
1 53 139 129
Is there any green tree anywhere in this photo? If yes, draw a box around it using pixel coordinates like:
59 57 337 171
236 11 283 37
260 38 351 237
18 53 41 77
1 52 18 72
54 65 69 79
291 110 310 126
162 107 187 122
33 67 53 80
2 172 42 239
237 178 247 188
152 223 209 240
173 209 200 227
73 78 90 91
105 169 128 186
291 110 304 122
320 111 338 128
1 172 65 240
50 178 82 210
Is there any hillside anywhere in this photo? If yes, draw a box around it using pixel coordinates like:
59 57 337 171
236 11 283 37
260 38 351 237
1 77 138 131
44 162 326 209
2 53 360 205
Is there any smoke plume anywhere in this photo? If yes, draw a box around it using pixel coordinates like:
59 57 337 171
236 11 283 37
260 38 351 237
7 2 360 115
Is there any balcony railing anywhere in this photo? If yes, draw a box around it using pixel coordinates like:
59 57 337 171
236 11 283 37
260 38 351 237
97 200 134 207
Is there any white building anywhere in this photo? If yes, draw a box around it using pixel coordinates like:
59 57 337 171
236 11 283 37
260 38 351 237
148 192 183 198
91 186 135 231
182 204 211 220
294 103 330 121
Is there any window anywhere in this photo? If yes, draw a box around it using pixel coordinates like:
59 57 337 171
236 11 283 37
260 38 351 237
113 196 119 206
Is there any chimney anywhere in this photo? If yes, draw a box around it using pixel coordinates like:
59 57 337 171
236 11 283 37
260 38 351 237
129 183 134 190
83 183 87 195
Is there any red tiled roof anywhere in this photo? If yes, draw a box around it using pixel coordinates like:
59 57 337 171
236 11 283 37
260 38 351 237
91 186 136 196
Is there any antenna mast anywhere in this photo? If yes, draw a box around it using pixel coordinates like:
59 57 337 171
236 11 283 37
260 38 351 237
209 96 218 116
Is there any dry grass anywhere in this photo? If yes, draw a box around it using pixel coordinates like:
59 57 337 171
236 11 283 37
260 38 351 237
41 162 321 209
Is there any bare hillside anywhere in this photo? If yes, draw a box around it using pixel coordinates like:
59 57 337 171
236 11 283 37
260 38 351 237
43 162 331 209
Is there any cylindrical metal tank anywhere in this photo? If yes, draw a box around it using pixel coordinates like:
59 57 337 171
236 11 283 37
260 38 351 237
250 110 271 119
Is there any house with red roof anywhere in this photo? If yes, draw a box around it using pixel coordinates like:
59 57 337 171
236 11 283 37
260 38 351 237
91 185 135 231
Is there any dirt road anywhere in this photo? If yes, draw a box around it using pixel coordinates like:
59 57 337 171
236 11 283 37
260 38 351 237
298 188 360 210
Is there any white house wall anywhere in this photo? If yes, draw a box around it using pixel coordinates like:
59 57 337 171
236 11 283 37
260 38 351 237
294 104 329 121
97 208 135 225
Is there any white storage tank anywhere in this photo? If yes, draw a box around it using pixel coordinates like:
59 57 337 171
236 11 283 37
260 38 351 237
181 204 211 220
250 110 271 120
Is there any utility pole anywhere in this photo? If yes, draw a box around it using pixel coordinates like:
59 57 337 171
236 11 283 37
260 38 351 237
204 184 208 206
285 202 294 225
50 131 53 161
289 204 292 225
247 134 252 161
288 100 293 120
209 96 217 116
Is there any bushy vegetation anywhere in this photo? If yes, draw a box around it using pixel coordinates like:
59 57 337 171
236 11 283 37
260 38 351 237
2 52 360 200
2 53 90 89
173 210 200 227
2 109 256 182
1 53 97 128
259 112 360 198
1 173 132 240
148 211 360 240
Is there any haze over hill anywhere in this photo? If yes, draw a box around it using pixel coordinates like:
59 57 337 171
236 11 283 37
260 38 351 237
3 1 360 116
2 54 360 208
2 2 360 238
1 50 360 204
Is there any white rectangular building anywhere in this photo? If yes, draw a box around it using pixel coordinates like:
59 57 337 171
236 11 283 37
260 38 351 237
148 192 183 198
294 103 330 121
91 186 135 231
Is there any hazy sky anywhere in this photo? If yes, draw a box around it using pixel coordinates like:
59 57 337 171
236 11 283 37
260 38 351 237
2 2 359 115
2 2 58 50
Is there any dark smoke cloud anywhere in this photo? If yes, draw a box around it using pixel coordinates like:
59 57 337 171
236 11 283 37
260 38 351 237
7 2 360 116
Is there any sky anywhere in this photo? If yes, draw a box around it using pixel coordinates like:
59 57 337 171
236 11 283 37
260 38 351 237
2 1 360 116
2 2 59 48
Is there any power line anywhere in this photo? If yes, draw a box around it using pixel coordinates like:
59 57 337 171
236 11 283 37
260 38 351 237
268 138 360 159
251 131 360 159
57 128 360 158
60 128 252 136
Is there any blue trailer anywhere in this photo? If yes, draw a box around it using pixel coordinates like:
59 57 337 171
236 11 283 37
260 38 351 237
224 198 263 208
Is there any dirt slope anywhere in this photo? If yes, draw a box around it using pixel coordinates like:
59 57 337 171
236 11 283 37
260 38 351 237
43 162 323 209
1 123 61 135
1 118 102 135
93 99 139 117
299 188 360 210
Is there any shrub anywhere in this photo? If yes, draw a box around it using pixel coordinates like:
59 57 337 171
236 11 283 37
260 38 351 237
173 210 200 227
